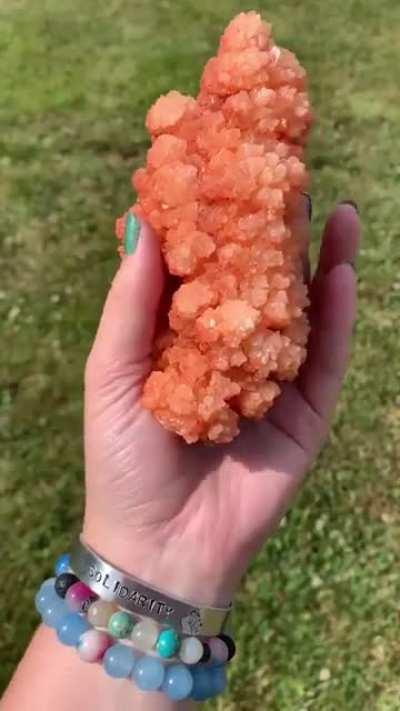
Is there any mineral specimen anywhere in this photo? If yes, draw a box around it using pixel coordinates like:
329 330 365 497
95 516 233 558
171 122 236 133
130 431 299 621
116 11 313 443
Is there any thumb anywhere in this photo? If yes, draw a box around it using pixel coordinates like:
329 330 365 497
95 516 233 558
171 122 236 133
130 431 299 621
88 218 165 372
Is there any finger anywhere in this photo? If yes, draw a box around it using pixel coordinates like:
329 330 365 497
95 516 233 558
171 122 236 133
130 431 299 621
88 220 165 369
313 201 360 280
267 202 360 452
299 262 357 420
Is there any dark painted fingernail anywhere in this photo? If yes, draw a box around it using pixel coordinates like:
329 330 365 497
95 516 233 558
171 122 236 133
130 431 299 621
339 200 359 214
302 192 312 220
123 212 141 255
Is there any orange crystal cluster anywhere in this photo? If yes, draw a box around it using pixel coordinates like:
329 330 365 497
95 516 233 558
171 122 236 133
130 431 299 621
117 12 313 443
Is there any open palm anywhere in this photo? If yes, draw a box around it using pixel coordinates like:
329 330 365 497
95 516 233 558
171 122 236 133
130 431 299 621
83 202 360 606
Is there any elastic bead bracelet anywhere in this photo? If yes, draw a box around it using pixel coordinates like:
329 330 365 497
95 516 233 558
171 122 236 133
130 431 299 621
86 605 231 667
52 557 235 666
87 605 234 666
36 552 234 701
35 576 227 701
85 599 227 665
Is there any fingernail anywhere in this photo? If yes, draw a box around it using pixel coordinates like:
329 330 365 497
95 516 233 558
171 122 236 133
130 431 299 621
123 212 141 255
339 199 359 214
302 192 312 221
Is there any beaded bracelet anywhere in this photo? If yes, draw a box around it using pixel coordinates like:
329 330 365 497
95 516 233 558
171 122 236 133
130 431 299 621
54 552 235 663
36 577 226 700
52 562 235 665
34 554 235 702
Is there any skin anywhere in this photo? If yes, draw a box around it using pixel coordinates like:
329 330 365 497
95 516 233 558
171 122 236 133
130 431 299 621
2 202 360 711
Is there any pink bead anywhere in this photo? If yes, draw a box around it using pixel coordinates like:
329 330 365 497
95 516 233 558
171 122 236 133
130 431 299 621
77 630 112 663
65 582 96 612
208 637 229 664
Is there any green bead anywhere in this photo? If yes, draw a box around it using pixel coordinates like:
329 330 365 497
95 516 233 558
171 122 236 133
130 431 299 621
123 212 140 255
108 611 133 639
156 628 180 658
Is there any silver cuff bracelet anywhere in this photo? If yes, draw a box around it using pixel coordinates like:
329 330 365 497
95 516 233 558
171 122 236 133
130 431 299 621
69 538 231 637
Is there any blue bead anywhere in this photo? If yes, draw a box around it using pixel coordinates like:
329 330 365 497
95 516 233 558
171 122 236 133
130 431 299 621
56 612 91 646
41 577 56 591
35 578 57 615
103 644 136 679
55 553 70 576
162 663 193 701
132 656 165 691
210 664 227 695
41 596 68 628
190 668 215 701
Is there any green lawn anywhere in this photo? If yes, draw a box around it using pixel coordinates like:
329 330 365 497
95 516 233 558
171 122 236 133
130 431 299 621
1 0 399 708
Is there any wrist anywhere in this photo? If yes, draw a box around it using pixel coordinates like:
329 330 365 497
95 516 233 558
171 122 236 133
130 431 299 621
82 517 234 610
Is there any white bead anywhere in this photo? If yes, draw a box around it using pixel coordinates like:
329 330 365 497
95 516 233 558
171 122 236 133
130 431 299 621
87 600 117 628
131 619 159 652
179 637 203 665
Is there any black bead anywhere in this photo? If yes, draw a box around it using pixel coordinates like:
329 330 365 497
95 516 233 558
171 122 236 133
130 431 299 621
199 641 211 664
55 572 79 598
218 633 236 661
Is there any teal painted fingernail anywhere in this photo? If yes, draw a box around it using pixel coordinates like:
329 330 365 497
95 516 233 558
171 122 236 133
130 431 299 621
123 212 141 255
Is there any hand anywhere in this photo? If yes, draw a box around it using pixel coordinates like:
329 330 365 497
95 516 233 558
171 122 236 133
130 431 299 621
83 202 360 607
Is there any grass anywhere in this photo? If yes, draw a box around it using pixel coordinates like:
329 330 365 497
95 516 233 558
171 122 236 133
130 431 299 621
0 0 399 708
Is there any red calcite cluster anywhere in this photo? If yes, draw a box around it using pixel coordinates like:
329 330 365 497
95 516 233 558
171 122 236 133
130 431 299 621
116 12 313 443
